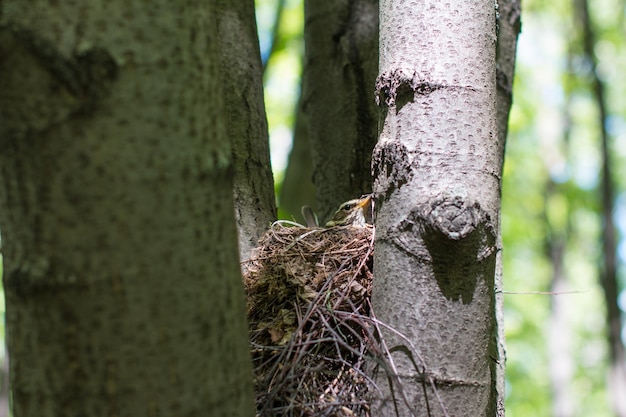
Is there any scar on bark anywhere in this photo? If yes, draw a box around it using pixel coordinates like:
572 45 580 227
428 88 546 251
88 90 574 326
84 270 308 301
371 140 412 203
375 69 476 114
375 69 445 113
389 197 497 304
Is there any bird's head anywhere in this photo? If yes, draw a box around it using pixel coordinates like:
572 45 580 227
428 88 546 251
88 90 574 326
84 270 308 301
325 195 372 227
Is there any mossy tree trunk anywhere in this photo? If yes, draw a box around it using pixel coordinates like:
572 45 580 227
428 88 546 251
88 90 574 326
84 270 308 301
0 2 254 416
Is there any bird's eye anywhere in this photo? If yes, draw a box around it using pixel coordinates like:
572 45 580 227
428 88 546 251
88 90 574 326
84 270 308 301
343 204 353 211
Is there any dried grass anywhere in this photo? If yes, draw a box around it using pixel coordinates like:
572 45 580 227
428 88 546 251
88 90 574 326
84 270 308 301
243 222 376 416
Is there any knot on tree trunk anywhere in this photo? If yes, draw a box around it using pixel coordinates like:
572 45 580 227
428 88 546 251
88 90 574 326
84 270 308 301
421 197 497 303
425 196 481 240
383 196 497 304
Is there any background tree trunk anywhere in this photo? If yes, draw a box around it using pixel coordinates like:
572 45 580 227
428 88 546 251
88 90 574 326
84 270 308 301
543 56 575 417
371 1 501 415
217 0 277 263
279 98 317 223
495 0 521 161
494 1 521 412
545 181 575 417
575 0 626 414
0 2 254 416
302 0 379 222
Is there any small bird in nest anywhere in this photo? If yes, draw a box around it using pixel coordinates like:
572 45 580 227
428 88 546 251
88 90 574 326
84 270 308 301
301 195 373 228
326 194 373 227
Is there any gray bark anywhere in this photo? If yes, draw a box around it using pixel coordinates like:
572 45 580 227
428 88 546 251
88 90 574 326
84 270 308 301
494 1 521 412
0 2 254 416
495 0 521 164
302 0 379 222
217 0 277 263
371 1 501 416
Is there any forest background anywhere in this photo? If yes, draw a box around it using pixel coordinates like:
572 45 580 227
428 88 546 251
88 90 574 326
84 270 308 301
0 0 624 416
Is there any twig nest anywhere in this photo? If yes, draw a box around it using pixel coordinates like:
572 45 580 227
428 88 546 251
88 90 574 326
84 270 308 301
243 222 375 416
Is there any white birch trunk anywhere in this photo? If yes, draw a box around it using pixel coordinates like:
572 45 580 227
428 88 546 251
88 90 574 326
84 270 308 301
372 1 501 415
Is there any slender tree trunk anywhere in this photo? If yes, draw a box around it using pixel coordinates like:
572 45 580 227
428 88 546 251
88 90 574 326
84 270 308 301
0 2 254 416
547 240 574 417
495 0 521 162
545 182 575 417
371 1 501 416
262 0 287 74
279 97 317 223
217 0 277 263
494 1 521 412
0 354 7 417
575 1 626 415
302 0 379 222
543 54 576 417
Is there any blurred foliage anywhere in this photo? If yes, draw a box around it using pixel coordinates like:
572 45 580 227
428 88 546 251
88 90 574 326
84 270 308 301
502 0 625 414
256 0 303 191
256 0 305 221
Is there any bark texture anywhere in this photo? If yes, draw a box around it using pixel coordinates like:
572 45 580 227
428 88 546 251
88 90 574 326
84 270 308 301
494 1 521 412
217 0 276 263
372 1 501 416
0 2 254 416
302 0 379 222
495 0 521 165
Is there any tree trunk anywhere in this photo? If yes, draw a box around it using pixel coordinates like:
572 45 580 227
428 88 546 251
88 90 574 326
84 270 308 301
217 0 277 263
574 0 626 417
494 1 521 412
371 1 501 416
495 0 521 163
541 52 575 417
544 180 575 417
279 97 317 223
0 2 254 416
302 0 379 222
575 0 626 414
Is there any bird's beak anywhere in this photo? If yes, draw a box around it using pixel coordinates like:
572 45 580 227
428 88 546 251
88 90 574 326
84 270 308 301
358 194 372 208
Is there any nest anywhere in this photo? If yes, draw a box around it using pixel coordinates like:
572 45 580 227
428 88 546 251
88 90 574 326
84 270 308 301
243 222 376 416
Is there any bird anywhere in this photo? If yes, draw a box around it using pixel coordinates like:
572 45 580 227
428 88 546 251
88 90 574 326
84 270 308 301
325 194 372 227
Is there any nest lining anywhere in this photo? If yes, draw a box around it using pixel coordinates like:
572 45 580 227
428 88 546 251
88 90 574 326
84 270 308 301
244 222 376 416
